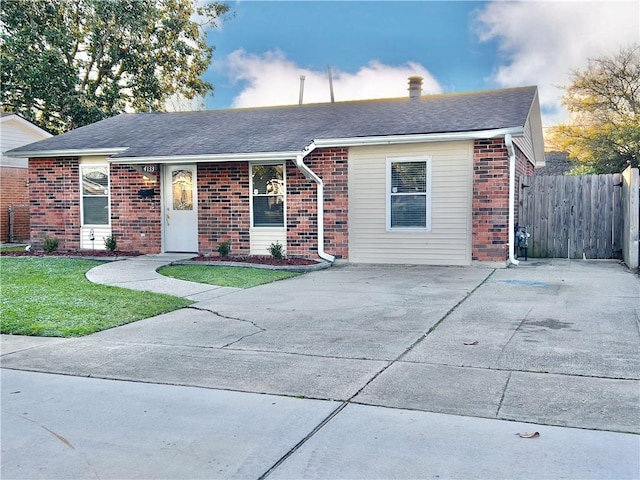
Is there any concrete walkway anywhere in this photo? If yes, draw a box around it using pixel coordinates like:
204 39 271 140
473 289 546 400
2 256 639 479
85 253 242 300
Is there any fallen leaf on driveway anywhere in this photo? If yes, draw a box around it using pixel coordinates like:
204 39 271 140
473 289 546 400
463 341 479 346
516 432 540 438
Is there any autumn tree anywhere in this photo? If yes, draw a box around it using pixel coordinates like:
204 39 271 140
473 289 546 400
549 45 640 174
0 0 230 134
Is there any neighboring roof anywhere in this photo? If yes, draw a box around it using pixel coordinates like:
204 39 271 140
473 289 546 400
7 86 540 160
536 152 574 176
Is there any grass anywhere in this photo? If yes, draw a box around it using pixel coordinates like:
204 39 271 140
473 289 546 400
0 245 27 253
1 257 192 337
158 265 299 288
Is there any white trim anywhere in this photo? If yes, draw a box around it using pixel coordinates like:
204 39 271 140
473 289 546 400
110 151 299 164
6 147 128 158
309 128 525 150
79 164 111 228
385 156 432 232
249 162 286 229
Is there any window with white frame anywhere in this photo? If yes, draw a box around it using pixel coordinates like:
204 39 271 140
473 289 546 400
251 163 285 227
387 157 431 230
81 165 110 225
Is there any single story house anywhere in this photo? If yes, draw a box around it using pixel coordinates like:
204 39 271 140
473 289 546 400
0 113 52 242
7 79 544 266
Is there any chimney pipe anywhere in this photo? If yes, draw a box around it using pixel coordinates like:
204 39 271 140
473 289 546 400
299 75 306 105
408 76 423 99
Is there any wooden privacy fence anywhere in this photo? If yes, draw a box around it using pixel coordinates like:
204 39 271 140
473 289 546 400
518 173 624 259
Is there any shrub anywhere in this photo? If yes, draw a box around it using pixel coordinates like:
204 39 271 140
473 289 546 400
268 241 284 259
43 235 59 253
217 240 231 257
104 235 117 252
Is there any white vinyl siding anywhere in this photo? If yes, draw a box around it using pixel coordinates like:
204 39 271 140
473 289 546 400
250 228 286 256
0 116 51 168
349 141 473 265
513 114 536 166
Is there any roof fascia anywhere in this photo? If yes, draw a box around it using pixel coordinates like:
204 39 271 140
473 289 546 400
5 147 128 158
107 151 300 164
308 127 525 150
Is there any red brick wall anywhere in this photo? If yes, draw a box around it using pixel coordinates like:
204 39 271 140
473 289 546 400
110 164 162 254
0 166 29 242
472 139 510 262
198 162 251 256
196 154 348 260
29 157 80 249
287 148 349 259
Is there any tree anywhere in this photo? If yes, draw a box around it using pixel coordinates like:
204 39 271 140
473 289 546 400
0 0 230 134
548 45 640 174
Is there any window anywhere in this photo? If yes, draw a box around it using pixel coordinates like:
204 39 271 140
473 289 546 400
81 165 109 225
387 157 431 230
251 163 285 227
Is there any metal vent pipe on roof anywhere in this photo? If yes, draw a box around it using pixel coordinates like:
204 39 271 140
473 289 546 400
299 75 306 105
408 76 423 99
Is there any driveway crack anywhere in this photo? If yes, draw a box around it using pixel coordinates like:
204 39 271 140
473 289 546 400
494 305 534 367
495 371 512 417
185 306 266 348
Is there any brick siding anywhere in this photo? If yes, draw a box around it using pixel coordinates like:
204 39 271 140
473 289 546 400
0 166 29 242
29 157 80 249
472 139 535 263
198 162 251 255
287 148 349 259
472 139 510 262
110 164 162 254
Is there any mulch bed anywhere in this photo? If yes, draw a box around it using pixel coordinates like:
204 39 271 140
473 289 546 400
0 250 319 266
190 255 319 266
0 250 141 258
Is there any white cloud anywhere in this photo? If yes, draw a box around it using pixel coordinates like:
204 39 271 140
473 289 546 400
225 49 442 108
474 0 640 126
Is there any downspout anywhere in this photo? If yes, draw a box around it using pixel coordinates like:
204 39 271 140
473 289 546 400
505 134 519 266
295 153 336 263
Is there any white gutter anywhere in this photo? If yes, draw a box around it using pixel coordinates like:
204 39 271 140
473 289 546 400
5 147 128 158
295 149 335 263
505 133 519 266
108 151 300 164
311 127 524 149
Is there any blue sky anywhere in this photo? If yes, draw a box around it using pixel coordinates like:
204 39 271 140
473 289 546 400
200 1 639 128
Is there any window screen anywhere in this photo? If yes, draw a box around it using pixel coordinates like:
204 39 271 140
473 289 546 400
389 160 428 229
81 166 109 225
251 164 284 227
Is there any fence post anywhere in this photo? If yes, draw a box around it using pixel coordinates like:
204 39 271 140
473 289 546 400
621 167 639 270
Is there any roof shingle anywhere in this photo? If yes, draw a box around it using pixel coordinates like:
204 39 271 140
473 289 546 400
8 86 538 158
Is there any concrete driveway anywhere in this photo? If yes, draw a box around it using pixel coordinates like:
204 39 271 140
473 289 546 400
2 259 638 432
2 258 639 478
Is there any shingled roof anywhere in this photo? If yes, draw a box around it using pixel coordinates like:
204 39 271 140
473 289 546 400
8 86 539 159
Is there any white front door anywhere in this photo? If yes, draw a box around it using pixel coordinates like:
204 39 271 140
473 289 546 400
163 165 198 252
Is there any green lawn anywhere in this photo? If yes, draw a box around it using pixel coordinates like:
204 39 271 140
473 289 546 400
1 257 193 337
158 265 299 288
